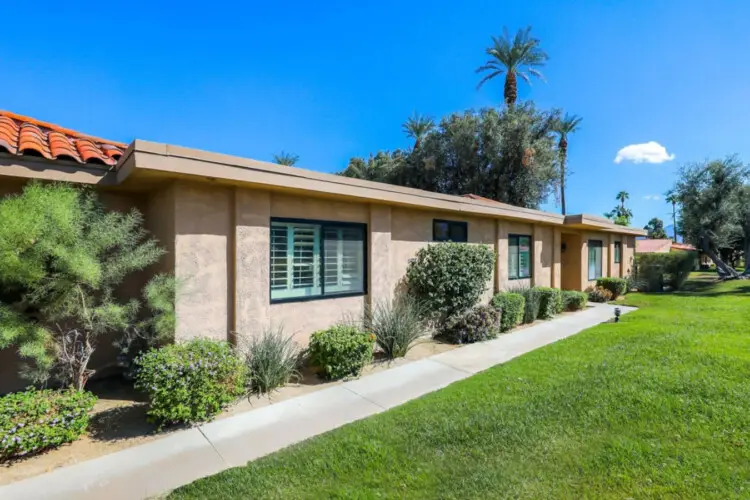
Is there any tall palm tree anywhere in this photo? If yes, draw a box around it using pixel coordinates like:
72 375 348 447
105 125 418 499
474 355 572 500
476 26 548 107
402 113 435 149
665 190 679 241
553 113 582 215
616 191 629 209
273 151 299 166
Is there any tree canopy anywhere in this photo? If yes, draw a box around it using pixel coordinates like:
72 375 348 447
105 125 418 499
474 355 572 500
644 217 668 239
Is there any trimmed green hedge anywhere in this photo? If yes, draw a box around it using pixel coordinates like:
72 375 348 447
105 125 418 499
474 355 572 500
536 287 563 319
634 252 697 292
491 292 525 332
522 288 541 324
596 277 628 299
562 290 588 311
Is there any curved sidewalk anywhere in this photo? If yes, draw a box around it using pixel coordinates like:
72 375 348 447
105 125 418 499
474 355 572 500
0 303 634 500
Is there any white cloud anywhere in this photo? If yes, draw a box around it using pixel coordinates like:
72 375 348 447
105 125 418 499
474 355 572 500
643 194 661 201
614 141 675 164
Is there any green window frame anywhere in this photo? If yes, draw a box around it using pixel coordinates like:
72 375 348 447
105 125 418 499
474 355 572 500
614 241 622 264
270 218 367 303
588 240 603 280
433 219 468 242
508 234 532 280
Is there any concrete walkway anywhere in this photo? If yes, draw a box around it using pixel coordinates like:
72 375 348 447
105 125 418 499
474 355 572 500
0 303 635 500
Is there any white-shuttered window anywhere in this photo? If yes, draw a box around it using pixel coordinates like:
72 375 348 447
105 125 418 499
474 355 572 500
270 219 366 302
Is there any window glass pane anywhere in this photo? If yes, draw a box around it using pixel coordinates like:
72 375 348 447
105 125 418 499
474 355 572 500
323 226 365 296
614 242 621 263
449 223 467 243
433 221 449 241
270 222 321 300
518 236 531 278
508 237 519 279
588 240 602 280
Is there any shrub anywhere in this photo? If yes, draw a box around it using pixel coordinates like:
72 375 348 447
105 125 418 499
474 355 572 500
406 243 495 319
586 286 613 303
308 326 375 380
366 296 428 359
241 327 300 395
536 287 563 320
134 339 247 428
522 288 541 323
442 305 501 344
633 252 697 292
562 290 588 311
491 292 525 332
1 388 96 461
596 277 628 299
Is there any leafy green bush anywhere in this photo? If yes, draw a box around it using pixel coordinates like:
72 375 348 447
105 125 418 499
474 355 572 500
242 327 300 395
536 287 563 320
634 252 697 292
308 326 375 380
586 286 613 303
522 288 541 324
491 292 525 332
1 388 96 461
442 305 501 344
134 339 247 428
596 277 628 299
562 290 588 311
366 297 428 359
406 243 495 319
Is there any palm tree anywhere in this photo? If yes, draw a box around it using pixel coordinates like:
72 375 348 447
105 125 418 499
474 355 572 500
552 113 582 215
665 190 679 241
476 26 548 107
616 191 629 210
273 151 299 166
402 113 435 149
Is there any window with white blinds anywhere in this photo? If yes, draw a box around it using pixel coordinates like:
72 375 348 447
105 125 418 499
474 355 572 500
270 219 366 302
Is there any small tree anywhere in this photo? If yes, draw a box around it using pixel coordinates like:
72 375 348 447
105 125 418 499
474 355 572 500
273 151 299 166
0 182 168 390
644 217 668 239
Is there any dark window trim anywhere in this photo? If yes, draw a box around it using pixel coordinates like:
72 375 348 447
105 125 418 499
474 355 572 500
614 241 622 264
432 219 468 243
508 233 533 280
269 217 368 304
588 239 604 280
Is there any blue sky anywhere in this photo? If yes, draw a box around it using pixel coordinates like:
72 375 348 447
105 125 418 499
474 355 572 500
2 1 749 227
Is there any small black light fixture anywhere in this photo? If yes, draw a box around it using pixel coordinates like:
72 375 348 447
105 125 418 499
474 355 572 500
561 242 567 253
614 307 621 322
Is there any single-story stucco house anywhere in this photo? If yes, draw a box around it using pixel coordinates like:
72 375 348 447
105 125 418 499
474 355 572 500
0 111 645 392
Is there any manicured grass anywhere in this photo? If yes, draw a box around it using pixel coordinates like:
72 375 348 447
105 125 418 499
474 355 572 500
170 276 750 499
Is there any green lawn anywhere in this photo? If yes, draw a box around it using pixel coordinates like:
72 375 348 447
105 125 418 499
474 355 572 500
170 275 750 499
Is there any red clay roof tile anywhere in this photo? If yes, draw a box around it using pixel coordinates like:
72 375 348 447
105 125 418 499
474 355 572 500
0 111 126 167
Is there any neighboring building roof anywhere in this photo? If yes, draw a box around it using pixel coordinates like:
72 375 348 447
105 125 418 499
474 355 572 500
0 111 126 167
636 239 673 253
671 242 697 251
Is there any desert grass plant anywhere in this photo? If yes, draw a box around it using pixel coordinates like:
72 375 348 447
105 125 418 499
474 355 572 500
366 297 429 359
241 327 300 395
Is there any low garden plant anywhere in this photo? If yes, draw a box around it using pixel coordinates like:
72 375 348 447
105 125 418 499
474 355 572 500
596 277 628 299
491 292 525 332
406 243 495 319
1 388 96 461
561 290 588 311
586 286 613 303
522 287 541 323
308 325 375 380
536 287 562 319
633 252 696 292
442 305 501 344
366 296 428 359
241 327 300 395
134 339 247 429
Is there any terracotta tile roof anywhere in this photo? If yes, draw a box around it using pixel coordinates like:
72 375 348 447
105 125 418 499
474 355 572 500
0 111 126 167
636 238 673 253
671 242 697 251
462 193 502 203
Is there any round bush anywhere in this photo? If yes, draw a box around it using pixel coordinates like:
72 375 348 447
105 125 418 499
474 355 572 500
586 286 613 303
562 290 588 311
491 292 525 332
596 277 628 299
308 325 375 380
1 388 96 461
536 287 563 320
406 243 495 319
134 339 247 428
443 305 501 344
